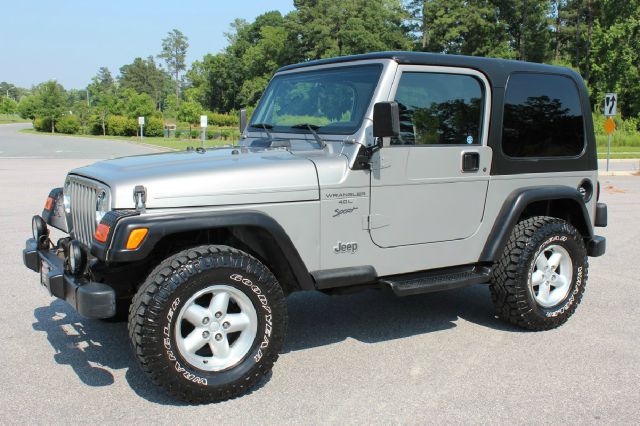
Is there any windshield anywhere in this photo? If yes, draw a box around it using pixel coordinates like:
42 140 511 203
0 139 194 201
249 64 382 135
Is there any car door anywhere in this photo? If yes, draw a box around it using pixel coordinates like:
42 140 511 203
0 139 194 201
369 65 492 248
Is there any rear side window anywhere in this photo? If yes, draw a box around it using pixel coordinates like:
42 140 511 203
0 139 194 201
502 73 585 157
392 72 484 145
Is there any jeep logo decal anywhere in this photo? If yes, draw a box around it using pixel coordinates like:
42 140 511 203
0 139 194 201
333 241 358 254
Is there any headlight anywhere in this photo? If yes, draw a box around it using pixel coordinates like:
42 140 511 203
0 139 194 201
63 179 71 214
32 215 48 242
67 240 86 276
95 190 109 224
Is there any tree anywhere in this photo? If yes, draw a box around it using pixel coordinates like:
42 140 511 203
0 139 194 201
17 95 40 120
291 0 411 59
177 100 202 137
35 81 67 133
0 82 24 100
158 29 189 99
88 67 116 135
72 100 91 133
410 0 512 57
117 88 156 119
119 56 171 109
0 96 18 114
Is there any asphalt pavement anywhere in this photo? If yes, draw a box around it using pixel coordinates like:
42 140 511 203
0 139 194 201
0 124 639 424
0 123 163 158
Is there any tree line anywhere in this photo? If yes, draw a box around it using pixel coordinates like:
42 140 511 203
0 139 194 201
1 0 638 135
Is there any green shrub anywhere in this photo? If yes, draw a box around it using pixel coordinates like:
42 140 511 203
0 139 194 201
144 117 164 137
55 115 81 134
207 111 238 127
88 115 105 135
107 115 137 136
33 117 53 132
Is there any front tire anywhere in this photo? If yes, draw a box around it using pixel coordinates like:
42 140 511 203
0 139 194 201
128 245 287 403
490 216 588 331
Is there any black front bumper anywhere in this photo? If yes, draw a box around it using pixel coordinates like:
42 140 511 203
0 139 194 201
22 239 116 319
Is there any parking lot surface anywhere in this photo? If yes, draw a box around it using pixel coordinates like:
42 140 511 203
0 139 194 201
1 125 638 424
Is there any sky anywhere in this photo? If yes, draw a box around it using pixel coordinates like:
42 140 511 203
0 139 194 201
1 0 294 90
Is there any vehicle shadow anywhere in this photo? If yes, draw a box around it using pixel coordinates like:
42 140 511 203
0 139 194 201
31 285 519 404
283 284 518 353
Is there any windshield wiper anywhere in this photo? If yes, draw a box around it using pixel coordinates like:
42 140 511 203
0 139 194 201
290 123 326 148
249 123 273 139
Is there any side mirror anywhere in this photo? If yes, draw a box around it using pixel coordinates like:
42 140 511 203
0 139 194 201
239 109 247 133
372 101 400 138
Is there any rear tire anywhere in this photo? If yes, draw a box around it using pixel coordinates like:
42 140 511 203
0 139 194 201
128 245 287 403
489 216 588 331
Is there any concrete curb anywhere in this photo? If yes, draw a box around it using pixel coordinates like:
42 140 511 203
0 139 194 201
598 171 638 176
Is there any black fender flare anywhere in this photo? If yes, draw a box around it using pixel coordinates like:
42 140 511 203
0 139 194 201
479 186 593 263
92 210 315 291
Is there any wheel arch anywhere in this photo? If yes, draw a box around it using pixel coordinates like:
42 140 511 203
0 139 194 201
103 210 315 293
480 186 593 263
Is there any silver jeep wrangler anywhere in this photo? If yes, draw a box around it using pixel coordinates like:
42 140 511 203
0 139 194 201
23 52 608 403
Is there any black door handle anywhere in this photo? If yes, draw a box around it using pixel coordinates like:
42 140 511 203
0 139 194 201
462 152 480 172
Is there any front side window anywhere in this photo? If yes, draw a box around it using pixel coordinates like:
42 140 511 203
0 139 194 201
249 64 382 135
502 73 585 157
392 72 484 145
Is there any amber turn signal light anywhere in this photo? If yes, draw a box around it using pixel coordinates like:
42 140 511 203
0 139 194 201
94 223 110 243
126 228 148 250
44 197 53 211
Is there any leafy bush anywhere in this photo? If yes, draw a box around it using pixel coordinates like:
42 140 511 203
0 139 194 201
88 114 105 135
107 115 137 136
207 111 238 127
0 96 18 114
55 114 81 134
33 117 53 132
144 117 164 137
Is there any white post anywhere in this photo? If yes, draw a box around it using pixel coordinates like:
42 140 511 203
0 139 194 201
200 115 208 149
607 134 611 172
138 116 145 142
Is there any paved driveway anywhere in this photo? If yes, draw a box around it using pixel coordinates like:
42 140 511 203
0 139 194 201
0 123 162 159
0 124 638 424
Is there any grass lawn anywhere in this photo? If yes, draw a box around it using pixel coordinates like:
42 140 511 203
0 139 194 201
20 128 238 150
0 114 29 124
596 145 640 159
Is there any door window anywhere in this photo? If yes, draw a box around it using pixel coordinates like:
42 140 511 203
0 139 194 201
392 72 484 146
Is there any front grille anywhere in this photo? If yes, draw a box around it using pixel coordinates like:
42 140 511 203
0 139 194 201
68 176 104 247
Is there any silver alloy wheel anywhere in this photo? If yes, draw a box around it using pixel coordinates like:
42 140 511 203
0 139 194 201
529 244 573 308
175 284 258 372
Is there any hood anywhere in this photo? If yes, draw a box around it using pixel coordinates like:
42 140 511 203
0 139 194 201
70 147 320 208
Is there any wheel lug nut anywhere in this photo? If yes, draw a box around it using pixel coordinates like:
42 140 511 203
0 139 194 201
202 331 210 339
215 333 223 341
222 322 230 329
215 312 222 319
202 317 210 324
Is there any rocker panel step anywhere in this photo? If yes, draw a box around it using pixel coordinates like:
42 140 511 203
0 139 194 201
381 265 492 296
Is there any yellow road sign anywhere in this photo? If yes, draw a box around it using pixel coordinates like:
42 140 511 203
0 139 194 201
604 117 616 135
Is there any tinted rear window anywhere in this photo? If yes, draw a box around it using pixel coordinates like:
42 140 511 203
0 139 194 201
502 73 585 157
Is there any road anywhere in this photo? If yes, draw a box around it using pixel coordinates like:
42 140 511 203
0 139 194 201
0 123 163 158
1 124 639 424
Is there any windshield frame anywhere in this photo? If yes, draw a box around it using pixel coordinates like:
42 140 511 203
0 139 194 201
249 63 384 136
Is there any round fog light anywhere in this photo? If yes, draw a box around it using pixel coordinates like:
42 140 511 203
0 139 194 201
68 240 87 276
32 215 48 245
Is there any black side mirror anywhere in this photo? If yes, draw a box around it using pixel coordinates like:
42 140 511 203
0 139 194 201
239 109 247 133
372 101 400 138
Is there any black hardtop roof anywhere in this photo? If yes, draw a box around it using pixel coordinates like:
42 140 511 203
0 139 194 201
277 51 581 88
